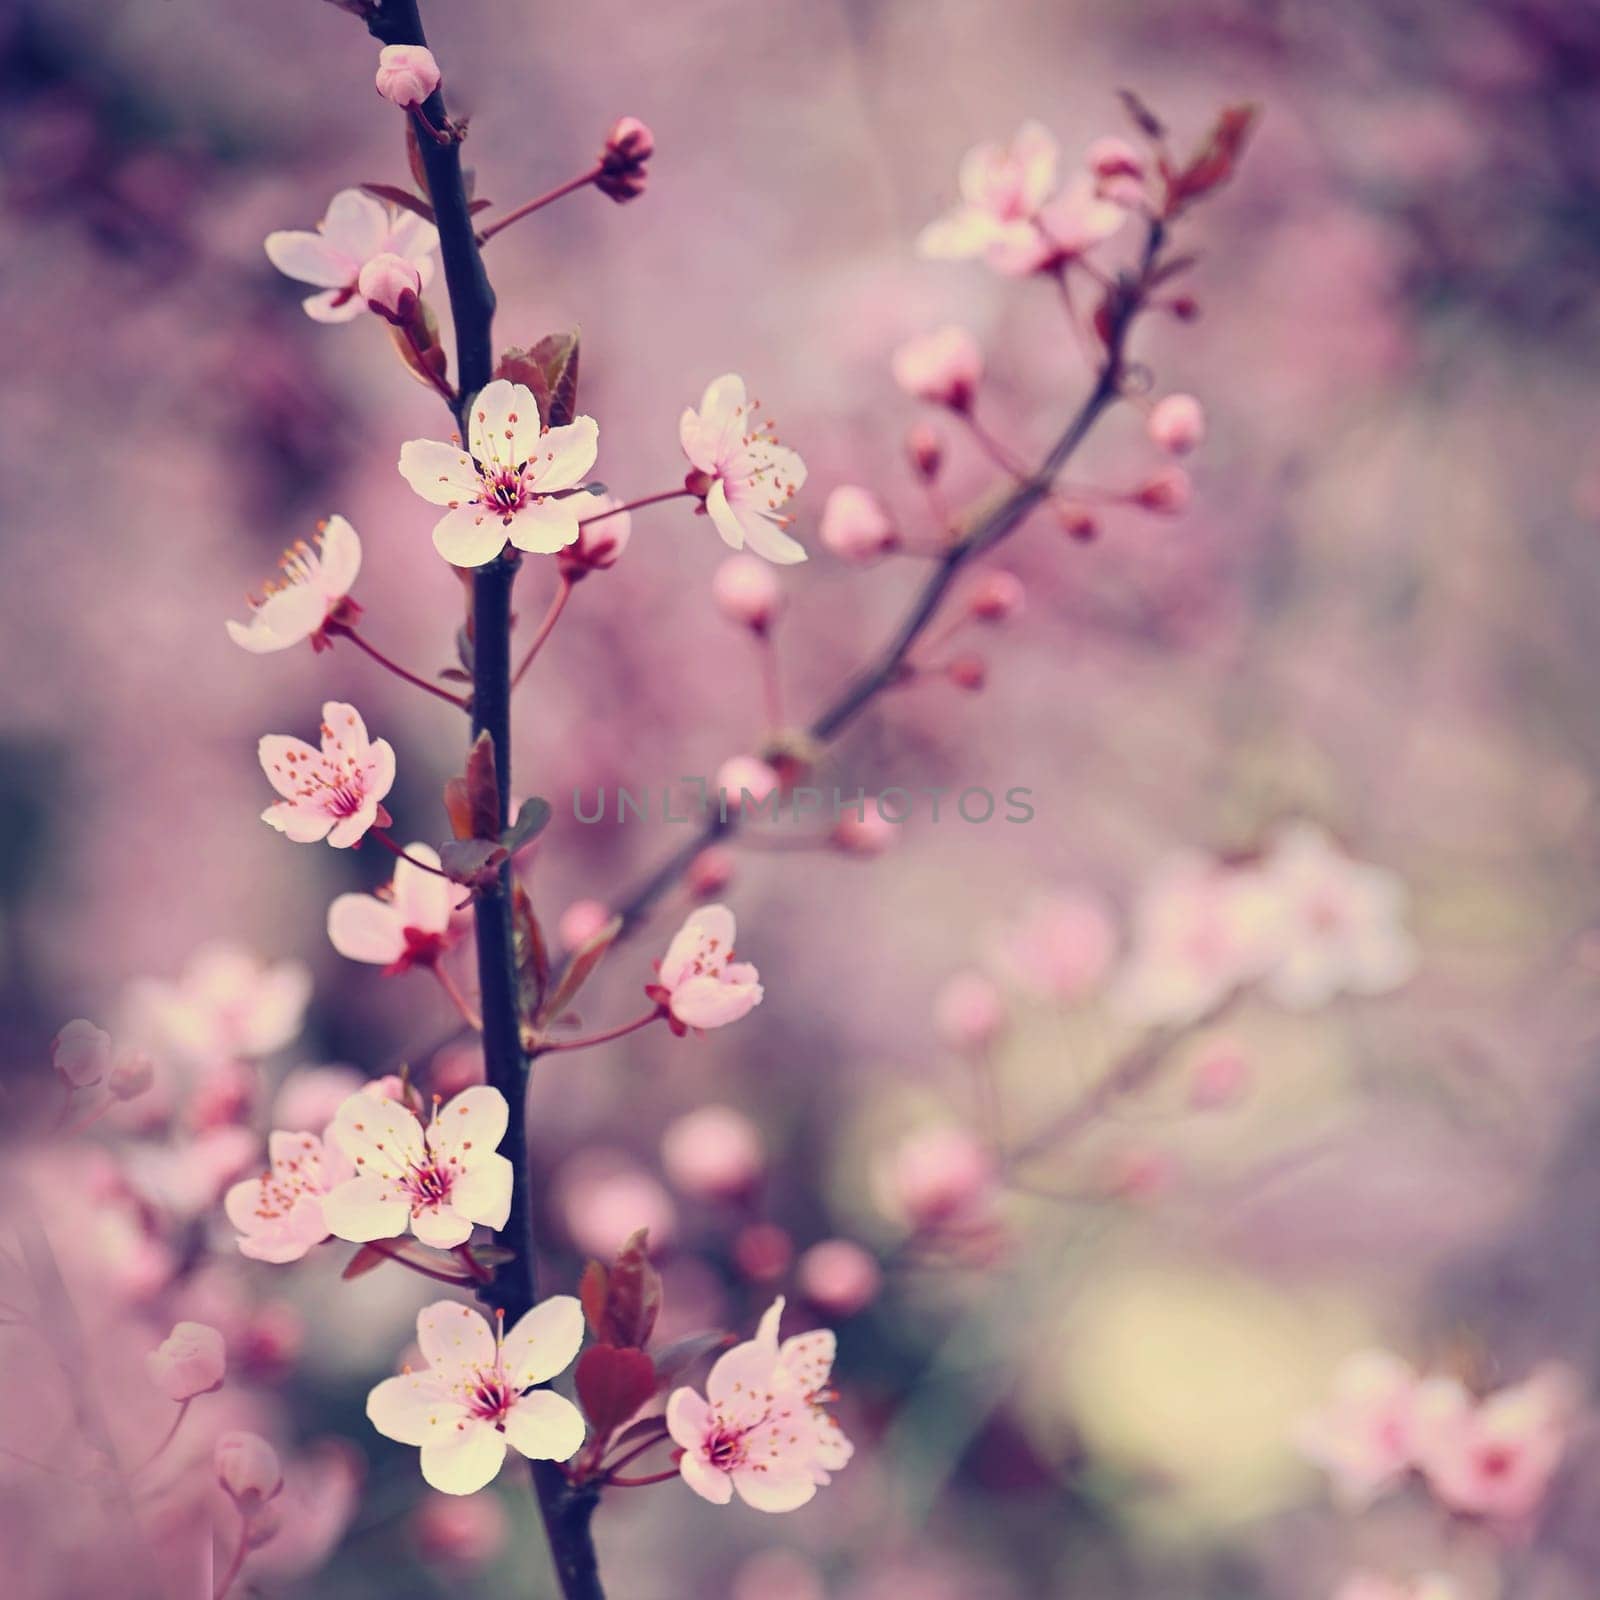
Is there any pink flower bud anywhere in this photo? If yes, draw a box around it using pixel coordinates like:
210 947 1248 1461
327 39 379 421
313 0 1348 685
831 805 897 857
235 1302 303 1381
147 1321 226 1401
1059 507 1099 542
1133 464 1192 515
374 44 440 109
968 570 1025 623
886 1125 995 1230
414 1491 510 1568
716 756 780 811
733 1221 793 1282
819 485 898 564
946 654 987 692
186 1060 257 1132
797 1239 882 1317
661 1105 765 1200
595 116 654 202
215 1431 283 1507
1168 294 1201 322
557 898 612 952
1188 1043 1251 1110
933 970 1007 1053
686 845 736 898
109 1050 155 1101
1147 393 1206 456
711 554 782 631
906 422 944 480
243 1500 284 1549
892 325 983 411
52 1018 112 1086
1087 136 1146 183
357 252 423 324
1101 1144 1177 1201
559 491 632 578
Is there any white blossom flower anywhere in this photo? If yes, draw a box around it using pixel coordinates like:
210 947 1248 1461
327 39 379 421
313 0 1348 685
265 189 438 324
327 843 455 972
227 516 362 654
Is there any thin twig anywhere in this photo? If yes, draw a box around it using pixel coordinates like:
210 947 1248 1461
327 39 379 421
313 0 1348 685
334 625 468 709
477 166 602 245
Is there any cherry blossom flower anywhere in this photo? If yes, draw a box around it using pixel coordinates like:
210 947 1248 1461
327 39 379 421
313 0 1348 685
917 121 1060 268
819 486 898 564
399 379 600 566
650 904 764 1032
124 941 311 1064
558 490 632 578
891 326 983 411
259 701 396 849
327 843 455 972
555 1150 677 1259
224 1129 354 1264
797 1240 882 1318
216 1431 283 1506
146 1321 226 1401
712 554 783 630
1111 853 1278 1026
357 252 423 322
1256 823 1419 1009
984 890 1117 1003
322 1085 513 1250
367 1298 586 1494
226 515 362 654
1009 174 1126 274
1148 394 1206 456
660 1105 765 1200
1296 1349 1421 1509
666 1296 851 1511
877 1125 998 1234
680 374 808 565
374 43 440 109
1412 1367 1578 1521
932 970 1007 1053
265 188 438 324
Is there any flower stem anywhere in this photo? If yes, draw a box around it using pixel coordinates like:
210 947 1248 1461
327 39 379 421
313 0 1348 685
578 487 694 523
604 1468 682 1489
371 830 457 880
600 1427 671 1477
543 1008 664 1054
363 1238 478 1288
432 962 483 1032
333 624 468 709
477 165 603 246
512 575 572 687
213 1507 249 1600
755 631 785 730
131 1398 191 1475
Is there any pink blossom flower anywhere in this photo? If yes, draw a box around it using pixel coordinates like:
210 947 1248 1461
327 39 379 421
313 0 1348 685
1256 823 1419 1009
399 379 600 567
265 188 437 323
216 1431 284 1506
797 1240 882 1318
1413 1367 1578 1521
1296 1349 1421 1509
666 1296 851 1511
557 898 612 951
716 757 780 813
227 515 362 654
558 490 632 578
51 1018 111 1086
985 890 1117 1002
891 326 983 411
831 805 897 856
932 969 1007 1053
413 1490 510 1568
1111 854 1278 1026
322 1085 513 1250
661 1105 765 1200
680 374 808 565
968 570 1025 622
651 904 763 1031
555 1150 677 1259
374 43 440 108
1011 174 1127 274
367 1298 586 1495
259 701 396 849
917 121 1060 268
1148 394 1206 456
819 486 898 563
224 1129 354 1264
357 251 423 321
124 940 311 1064
327 842 455 972
879 1125 997 1233
146 1320 226 1401
271 1065 367 1133
712 554 783 630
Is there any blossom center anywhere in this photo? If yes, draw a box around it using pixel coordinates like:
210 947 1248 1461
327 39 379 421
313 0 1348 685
401 1157 454 1209
467 1372 517 1424
478 464 530 520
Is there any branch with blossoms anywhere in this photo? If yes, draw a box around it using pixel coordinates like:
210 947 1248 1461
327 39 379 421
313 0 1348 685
8 10 1258 1597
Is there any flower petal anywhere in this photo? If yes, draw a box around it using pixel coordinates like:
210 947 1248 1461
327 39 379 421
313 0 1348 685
263 231 352 289
391 843 453 934
303 288 364 323
367 1371 461 1446
733 505 808 567
505 499 582 556
399 439 481 507
419 1423 507 1495
262 801 335 844
321 188 391 261
525 416 599 493
502 1391 587 1463
417 1300 496 1376
320 1174 409 1242
733 1463 818 1513
432 506 511 568
448 1153 513 1231
665 1386 711 1451
430 1086 509 1162
501 1294 585 1389
680 1449 735 1504
467 379 541 470
410 1202 474 1250
327 894 406 966
317 515 362 598
258 735 322 800
329 1093 425 1174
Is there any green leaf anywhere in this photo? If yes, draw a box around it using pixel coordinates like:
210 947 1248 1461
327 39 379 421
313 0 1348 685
502 796 552 854
438 837 507 887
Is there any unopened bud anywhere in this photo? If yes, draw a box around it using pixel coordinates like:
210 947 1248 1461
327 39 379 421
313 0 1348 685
711 554 781 632
1168 294 1200 322
374 44 440 110
358 252 423 324
51 1019 111 1087
1147 393 1205 456
244 1501 284 1549
819 485 897 564
1086 136 1146 183
968 570 1024 623
215 1432 282 1508
946 653 987 691
596 116 654 202
716 756 780 811
109 1050 155 1101
661 1105 765 1201
892 325 983 411
906 422 944 481
686 845 736 898
147 1321 226 1401
933 970 1007 1054
558 899 612 952
1133 465 1191 515
831 806 897 857
733 1222 793 1283
1059 507 1099 542
796 1239 882 1317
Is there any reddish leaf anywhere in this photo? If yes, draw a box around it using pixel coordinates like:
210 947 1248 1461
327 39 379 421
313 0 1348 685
495 330 581 428
443 777 474 842
575 1345 657 1435
464 730 501 840
406 118 429 193
513 882 550 1022
360 181 436 223
1117 88 1166 141
603 1229 662 1349
579 1260 610 1339
438 837 507 887
537 912 622 1028
1165 102 1259 213
341 1243 393 1281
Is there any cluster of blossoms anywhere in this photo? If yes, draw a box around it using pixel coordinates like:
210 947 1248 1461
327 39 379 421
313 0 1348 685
1299 1348 1579 1524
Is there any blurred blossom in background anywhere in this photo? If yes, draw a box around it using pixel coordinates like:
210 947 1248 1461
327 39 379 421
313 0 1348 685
4 0 1600 1596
